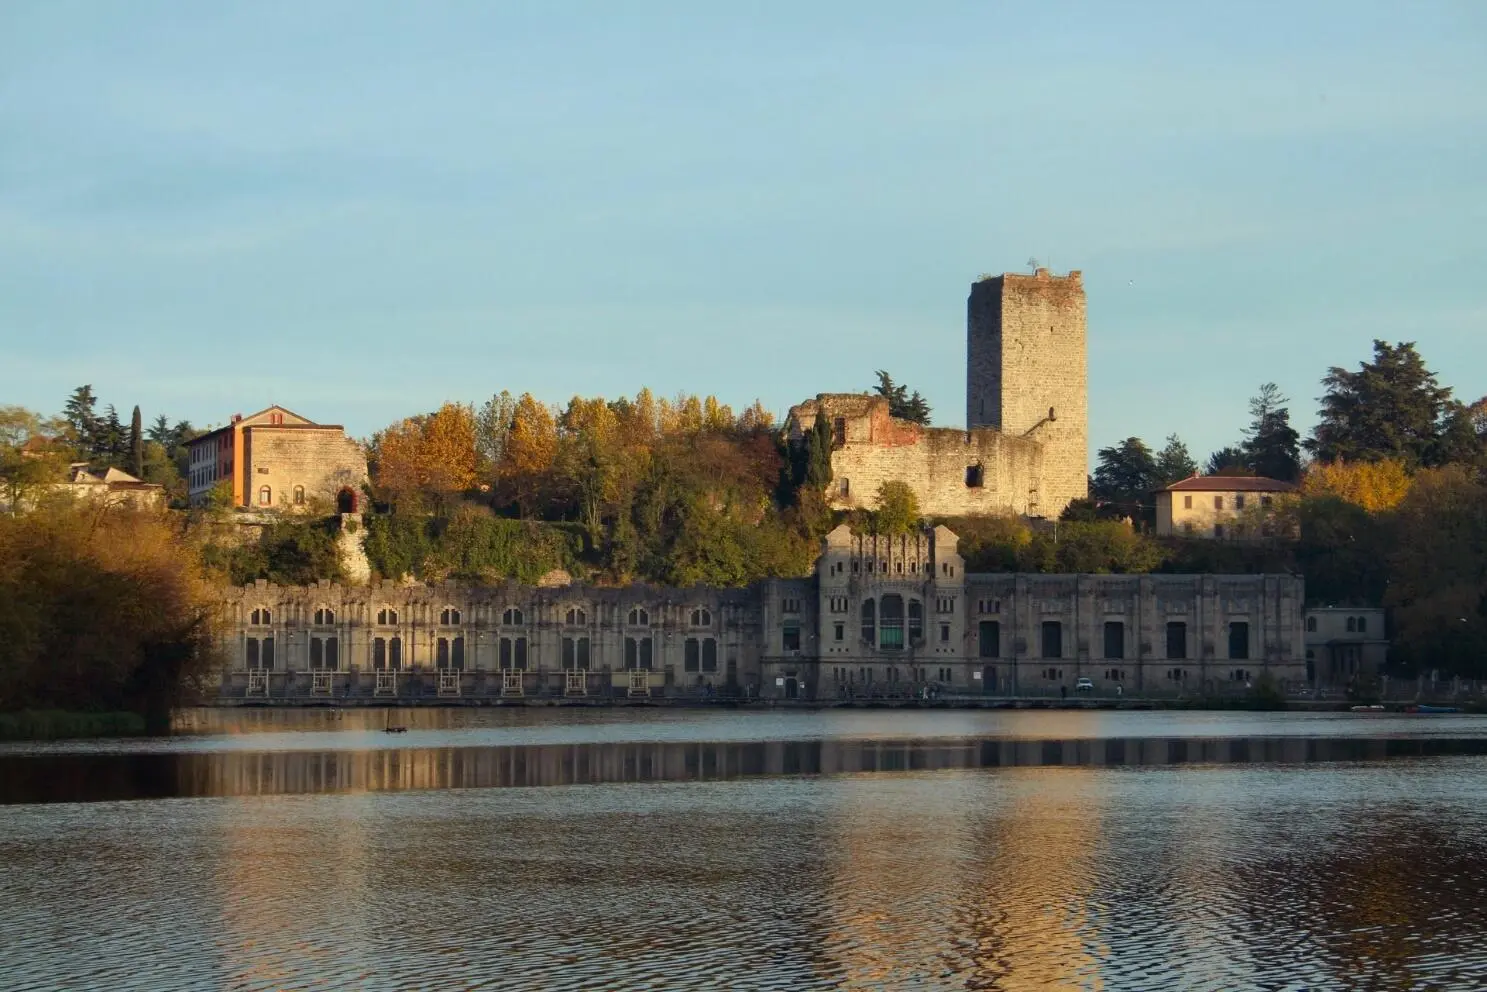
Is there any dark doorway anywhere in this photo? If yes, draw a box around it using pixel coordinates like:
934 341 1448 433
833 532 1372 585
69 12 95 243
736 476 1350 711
337 487 358 513
982 664 996 694
785 677 799 699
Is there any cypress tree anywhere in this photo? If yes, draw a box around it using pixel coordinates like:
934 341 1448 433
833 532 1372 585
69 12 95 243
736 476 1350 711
805 410 834 488
129 405 144 479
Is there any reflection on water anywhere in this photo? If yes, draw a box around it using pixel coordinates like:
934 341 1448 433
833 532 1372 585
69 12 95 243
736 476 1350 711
4 714 1487 991
6 735 1487 805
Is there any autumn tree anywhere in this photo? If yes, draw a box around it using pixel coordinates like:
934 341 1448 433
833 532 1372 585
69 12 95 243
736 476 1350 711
374 403 478 506
501 393 558 518
872 480 920 535
1301 459 1412 513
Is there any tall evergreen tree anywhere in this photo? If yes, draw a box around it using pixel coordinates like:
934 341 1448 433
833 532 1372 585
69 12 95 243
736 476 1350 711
1091 437 1158 518
95 404 126 465
1308 340 1453 468
147 414 172 446
1154 434 1199 484
805 410 834 488
1242 383 1302 481
63 384 99 456
129 405 144 479
872 370 932 426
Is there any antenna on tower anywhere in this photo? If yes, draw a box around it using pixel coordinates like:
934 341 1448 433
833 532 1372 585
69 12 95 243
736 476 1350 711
1026 256 1040 274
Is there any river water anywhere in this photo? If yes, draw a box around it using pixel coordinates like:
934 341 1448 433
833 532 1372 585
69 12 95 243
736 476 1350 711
3 709 1487 991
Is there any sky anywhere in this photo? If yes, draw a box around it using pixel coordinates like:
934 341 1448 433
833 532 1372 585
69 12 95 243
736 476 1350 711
1 1 1484 465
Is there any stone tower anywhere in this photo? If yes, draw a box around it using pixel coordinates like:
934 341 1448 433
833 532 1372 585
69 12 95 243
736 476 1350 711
966 268 1088 518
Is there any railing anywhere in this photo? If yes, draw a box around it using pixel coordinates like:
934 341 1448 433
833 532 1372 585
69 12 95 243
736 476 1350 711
501 671 524 697
311 671 332 695
247 671 269 697
628 671 650 697
565 671 587 697
374 671 397 697
438 671 461 697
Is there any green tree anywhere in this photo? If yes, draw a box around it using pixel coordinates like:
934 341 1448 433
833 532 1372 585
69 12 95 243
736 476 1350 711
147 414 172 446
872 370 931 426
128 406 144 479
1434 397 1487 469
95 404 125 465
806 410 834 488
1242 383 1301 481
1154 434 1198 485
1309 340 1454 468
62 385 99 457
1091 437 1158 519
1206 446 1250 475
872 480 920 535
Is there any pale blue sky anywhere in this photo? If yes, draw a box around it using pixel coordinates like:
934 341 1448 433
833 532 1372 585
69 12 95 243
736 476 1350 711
2 1 1483 464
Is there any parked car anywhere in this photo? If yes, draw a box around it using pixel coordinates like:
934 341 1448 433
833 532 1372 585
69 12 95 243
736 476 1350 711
1074 677 1094 692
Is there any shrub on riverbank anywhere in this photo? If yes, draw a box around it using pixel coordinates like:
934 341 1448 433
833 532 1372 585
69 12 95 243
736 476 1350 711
0 710 146 740
0 503 222 728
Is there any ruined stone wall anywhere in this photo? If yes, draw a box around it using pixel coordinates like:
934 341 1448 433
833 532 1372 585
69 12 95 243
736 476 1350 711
787 394 1043 517
243 428 368 510
967 269 1088 518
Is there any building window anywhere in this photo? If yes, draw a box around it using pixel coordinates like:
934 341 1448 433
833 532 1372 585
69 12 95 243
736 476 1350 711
249 608 272 626
440 607 462 626
1229 622 1250 660
245 636 275 670
566 607 587 626
1346 616 1357 632
1183 494 1192 510
908 599 923 640
685 638 701 672
1214 524 1225 539
1041 621 1062 659
435 636 464 670
1104 621 1124 660
839 478 851 498
376 608 399 626
690 608 712 627
782 598 801 614
503 607 524 626
783 622 801 652
1213 495 1223 510
1357 616 1367 634
562 636 591 670
313 607 335 626
624 636 653 670
978 621 1000 658
1261 495 1273 509
879 594 904 650
829 596 848 614
628 608 650 626
834 622 845 642
499 636 529 671
861 599 876 644
1306 616 1317 632
1166 621 1187 660
293 486 305 505
937 596 955 614
1231 669 1251 683
965 464 984 488
258 486 272 506
832 417 846 446
1235 494 1246 510
939 623 950 643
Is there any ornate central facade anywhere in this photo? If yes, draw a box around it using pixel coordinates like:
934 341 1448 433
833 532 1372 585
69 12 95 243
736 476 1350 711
218 525 1306 701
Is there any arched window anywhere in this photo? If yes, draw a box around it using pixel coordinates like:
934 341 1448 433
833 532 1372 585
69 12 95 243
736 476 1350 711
690 608 712 627
293 486 305 505
503 607 524 626
313 607 335 626
249 608 272 626
880 594 904 650
376 608 399 626
628 608 650 627
258 486 272 506
565 607 587 627
908 600 923 641
441 607 462 626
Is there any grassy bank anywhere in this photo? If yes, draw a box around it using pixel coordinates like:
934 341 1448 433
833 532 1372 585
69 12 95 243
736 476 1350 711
0 710 147 741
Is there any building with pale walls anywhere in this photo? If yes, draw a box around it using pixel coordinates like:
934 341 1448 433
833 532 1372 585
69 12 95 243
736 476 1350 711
787 268 1087 520
186 405 367 511
1155 475 1297 539
218 523 1307 702
1304 607 1388 683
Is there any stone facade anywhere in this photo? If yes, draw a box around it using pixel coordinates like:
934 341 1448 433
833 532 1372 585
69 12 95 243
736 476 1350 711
1304 607 1388 683
1156 475 1298 539
218 525 1307 701
785 268 1088 520
967 269 1088 518
187 405 368 511
786 394 1044 516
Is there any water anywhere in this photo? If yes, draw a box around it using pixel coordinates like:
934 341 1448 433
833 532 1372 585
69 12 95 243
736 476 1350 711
3 710 1487 991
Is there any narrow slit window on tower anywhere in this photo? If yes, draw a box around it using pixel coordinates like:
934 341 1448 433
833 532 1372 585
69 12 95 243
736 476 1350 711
965 464 984 488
